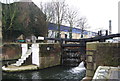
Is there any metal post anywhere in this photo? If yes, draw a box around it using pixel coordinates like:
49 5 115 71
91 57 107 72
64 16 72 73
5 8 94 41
105 30 108 36
60 39 64 65
65 34 67 44
99 30 102 36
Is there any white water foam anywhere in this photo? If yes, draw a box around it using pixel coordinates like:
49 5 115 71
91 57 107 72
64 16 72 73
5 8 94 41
69 61 86 74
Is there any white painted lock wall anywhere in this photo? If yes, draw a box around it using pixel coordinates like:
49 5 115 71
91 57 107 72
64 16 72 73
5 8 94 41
32 44 40 66
21 44 28 56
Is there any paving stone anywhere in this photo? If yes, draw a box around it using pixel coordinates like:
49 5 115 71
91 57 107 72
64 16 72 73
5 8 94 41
92 66 120 81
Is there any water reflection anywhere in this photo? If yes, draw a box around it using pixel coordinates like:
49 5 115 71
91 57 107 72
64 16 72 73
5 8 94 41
2 62 86 80
18 74 27 79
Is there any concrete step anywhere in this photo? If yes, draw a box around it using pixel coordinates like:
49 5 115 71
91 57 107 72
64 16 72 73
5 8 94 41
14 48 32 66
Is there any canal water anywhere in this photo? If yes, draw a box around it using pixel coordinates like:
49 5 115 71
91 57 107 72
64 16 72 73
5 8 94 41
2 62 86 81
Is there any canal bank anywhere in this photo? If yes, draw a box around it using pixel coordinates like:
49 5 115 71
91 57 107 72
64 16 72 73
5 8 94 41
1 43 86 80
83 42 120 81
2 43 61 72
2 63 86 80
1 42 120 80
92 66 120 80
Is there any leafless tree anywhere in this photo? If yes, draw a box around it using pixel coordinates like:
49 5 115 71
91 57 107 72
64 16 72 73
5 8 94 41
65 8 78 39
2 0 17 41
39 2 55 38
39 0 67 38
39 2 55 23
52 0 67 38
77 17 90 38
2 0 17 30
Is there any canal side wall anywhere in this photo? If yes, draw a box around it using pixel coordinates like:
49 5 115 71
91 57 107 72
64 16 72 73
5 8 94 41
85 42 120 79
1 43 61 69
2 44 22 60
38 43 61 69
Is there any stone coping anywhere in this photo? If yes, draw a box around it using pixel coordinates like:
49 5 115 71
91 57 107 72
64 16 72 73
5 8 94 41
2 64 38 72
92 66 120 80
3 43 59 45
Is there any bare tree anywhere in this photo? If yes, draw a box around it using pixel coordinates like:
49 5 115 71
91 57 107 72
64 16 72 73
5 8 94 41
65 8 78 39
2 0 17 41
39 0 67 38
52 0 67 38
77 17 89 38
39 2 55 23
39 2 55 38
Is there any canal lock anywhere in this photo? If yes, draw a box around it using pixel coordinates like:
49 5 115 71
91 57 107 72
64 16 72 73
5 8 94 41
62 48 81 66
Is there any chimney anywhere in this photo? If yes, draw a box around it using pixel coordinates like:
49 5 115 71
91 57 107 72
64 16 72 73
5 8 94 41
109 20 112 35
